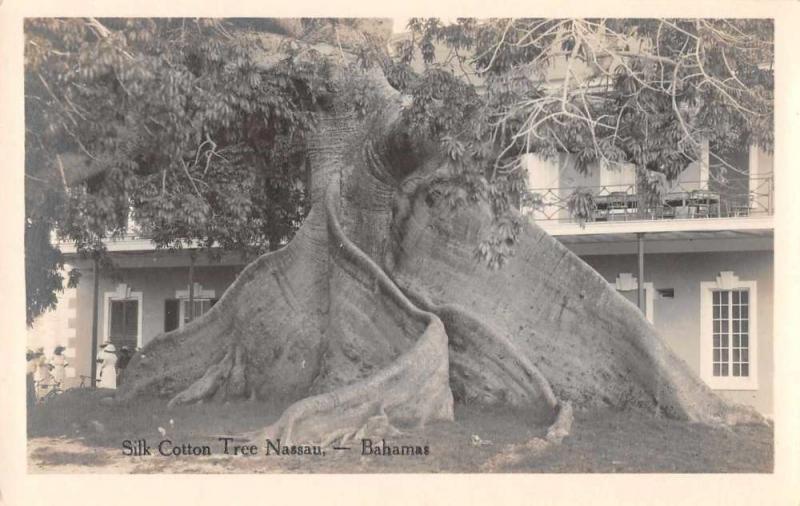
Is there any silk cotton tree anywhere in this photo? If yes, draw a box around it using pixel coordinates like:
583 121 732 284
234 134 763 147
25 18 773 448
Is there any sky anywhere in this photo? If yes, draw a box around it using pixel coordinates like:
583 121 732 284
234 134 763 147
392 18 410 33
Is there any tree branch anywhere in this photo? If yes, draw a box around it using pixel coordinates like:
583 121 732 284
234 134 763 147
85 18 112 39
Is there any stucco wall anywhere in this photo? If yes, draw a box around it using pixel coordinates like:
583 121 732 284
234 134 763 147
28 259 242 388
580 250 774 416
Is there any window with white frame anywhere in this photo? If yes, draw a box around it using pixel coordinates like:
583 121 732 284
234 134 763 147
700 272 757 390
180 298 213 326
174 283 216 328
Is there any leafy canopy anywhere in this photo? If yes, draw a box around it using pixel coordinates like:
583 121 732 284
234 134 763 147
24 17 774 323
24 18 333 324
384 18 772 266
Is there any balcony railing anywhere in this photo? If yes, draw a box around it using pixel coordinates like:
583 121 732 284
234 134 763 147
521 174 774 224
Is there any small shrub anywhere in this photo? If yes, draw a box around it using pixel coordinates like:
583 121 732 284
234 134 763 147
566 188 596 226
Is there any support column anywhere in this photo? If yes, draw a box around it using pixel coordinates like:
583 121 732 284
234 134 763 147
188 252 196 323
699 139 710 189
525 153 563 220
749 145 774 215
90 257 100 387
637 233 645 312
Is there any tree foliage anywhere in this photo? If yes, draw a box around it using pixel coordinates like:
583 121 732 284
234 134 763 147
24 18 332 323
24 17 774 323
386 17 773 265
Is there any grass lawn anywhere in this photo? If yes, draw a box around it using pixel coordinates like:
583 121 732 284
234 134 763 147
27 389 773 473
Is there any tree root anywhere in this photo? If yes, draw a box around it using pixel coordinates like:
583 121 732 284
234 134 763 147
167 344 248 408
115 237 304 403
318 404 404 448
400 284 559 411
257 179 454 446
390 191 768 428
546 401 573 443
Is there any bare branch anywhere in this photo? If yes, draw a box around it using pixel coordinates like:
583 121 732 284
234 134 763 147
85 18 112 39
180 159 203 198
56 154 69 191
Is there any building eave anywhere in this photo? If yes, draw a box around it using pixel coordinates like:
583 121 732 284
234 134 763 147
537 216 775 238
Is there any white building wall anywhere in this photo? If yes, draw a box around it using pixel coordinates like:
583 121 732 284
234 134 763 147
27 254 244 388
579 249 774 416
27 267 78 380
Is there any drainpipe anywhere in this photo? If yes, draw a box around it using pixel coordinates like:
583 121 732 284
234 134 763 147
89 256 100 387
637 233 645 313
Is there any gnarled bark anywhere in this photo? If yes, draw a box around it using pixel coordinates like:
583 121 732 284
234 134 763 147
117 70 761 448
389 194 761 425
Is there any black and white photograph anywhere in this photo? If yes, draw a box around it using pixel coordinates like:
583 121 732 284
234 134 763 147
2 3 800 504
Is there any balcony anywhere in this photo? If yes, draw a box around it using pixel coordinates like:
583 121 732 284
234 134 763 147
521 174 774 225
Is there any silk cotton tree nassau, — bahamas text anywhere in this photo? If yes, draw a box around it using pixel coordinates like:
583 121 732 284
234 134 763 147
25 18 774 450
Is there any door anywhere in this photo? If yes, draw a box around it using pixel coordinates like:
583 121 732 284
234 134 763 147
109 299 138 350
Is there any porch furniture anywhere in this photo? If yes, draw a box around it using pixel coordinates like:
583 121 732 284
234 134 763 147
727 193 755 217
688 189 720 218
730 204 752 217
595 191 637 221
664 191 690 219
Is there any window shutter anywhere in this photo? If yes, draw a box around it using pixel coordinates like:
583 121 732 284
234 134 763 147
109 301 124 338
123 301 138 338
164 299 180 332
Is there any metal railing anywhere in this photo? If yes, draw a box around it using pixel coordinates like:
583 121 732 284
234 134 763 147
51 215 147 246
521 174 774 224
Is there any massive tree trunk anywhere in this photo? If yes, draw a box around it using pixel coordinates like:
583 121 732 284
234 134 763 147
116 64 761 447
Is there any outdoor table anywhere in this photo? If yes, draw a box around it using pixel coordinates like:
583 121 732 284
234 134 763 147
595 192 637 221
664 190 720 218
688 190 720 217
